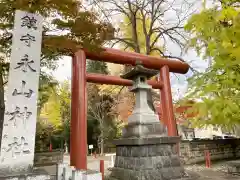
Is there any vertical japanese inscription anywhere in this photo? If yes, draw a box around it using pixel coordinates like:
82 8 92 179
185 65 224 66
21 15 38 30
20 34 36 47
1 136 30 162
19 15 38 47
5 106 32 127
12 80 34 98
5 137 30 156
15 54 36 73
0 10 43 169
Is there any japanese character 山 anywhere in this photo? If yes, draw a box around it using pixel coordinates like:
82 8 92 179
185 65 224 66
12 80 34 98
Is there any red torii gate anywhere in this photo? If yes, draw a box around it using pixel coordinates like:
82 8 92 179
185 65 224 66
70 48 189 170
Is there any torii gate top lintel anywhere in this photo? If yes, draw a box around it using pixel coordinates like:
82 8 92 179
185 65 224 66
82 48 189 74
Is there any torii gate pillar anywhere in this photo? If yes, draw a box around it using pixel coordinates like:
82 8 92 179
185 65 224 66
160 65 177 136
70 50 87 170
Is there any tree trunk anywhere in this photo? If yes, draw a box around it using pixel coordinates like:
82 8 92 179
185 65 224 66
100 138 104 156
0 63 5 149
100 130 104 156
126 0 140 54
64 140 68 153
131 16 141 53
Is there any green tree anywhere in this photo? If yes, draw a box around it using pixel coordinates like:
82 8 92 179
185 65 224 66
40 89 62 127
58 81 71 152
113 12 162 120
87 115 100 153
38 84 62 151
38 72 58 112
37 80 71 151
87 84 117 155
184 0 240 127
35 120 52 152
119 12 163 56
86 60 121 154
36 74 59 151
93 0 192 57
0 0 114 147
87 60 109 74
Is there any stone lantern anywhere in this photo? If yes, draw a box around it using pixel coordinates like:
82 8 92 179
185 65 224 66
120 62 167 138
109 62 193 180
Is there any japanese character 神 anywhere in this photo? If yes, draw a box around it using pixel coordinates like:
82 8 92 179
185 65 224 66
21 15 37 30
15 54 36 73
20 34 36 47
5 106 32 127
5 106 20 127
12 80 34 98
21 107 32 126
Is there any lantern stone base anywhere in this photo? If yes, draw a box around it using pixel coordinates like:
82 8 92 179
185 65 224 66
122 122 167 138
0 169 51 180
108 137 196 180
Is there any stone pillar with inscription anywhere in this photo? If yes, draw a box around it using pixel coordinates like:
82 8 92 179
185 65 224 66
108 63 194 180
0 10 50 179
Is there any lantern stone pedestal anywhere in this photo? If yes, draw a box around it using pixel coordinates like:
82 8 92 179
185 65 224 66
110 137 191 180
108 63 194 180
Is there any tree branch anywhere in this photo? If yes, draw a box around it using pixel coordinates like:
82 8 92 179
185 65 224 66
150 26 184 51
3 81 8 86
139 5 150 54
150 47 199 74
94 0 131 19
126 0 141 53
113 37 136 49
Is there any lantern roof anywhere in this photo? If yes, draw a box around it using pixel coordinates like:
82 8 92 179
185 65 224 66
120 61 158 80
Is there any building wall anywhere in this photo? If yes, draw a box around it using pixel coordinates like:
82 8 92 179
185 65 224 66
180 139 240 164
106 139 240 164
34 151 64 166
194 126 223 139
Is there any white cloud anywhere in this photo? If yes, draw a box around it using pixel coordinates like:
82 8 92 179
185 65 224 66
50 56 72 82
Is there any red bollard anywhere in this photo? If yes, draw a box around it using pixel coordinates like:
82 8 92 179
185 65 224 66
205 150 211 168
49 143 52 152
100 160 104 180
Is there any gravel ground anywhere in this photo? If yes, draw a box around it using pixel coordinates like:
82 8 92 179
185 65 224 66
40 155 240 180
185 162 240 180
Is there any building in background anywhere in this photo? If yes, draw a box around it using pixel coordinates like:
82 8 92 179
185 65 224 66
154 100 237 140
